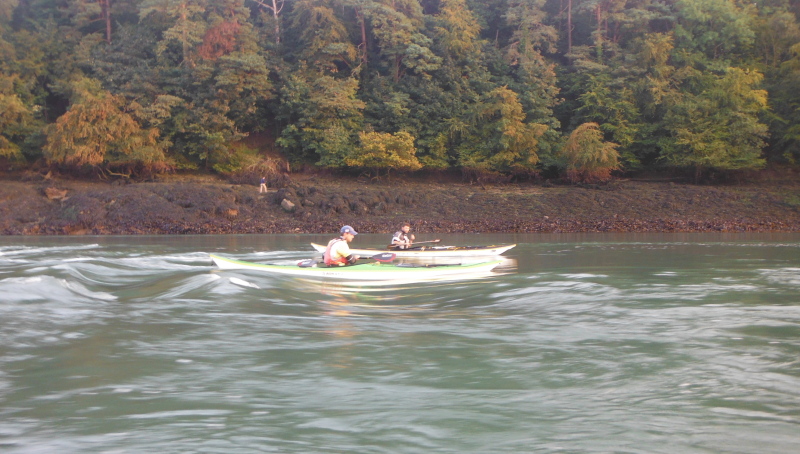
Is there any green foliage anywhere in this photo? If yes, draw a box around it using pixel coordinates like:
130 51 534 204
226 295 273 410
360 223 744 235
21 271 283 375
674 0 756 62
434 0 481 61
366 0 441 81
0 73 31 160
2 0 799 180
276 69 365 166
43 78 168 170
140 0 209 65
287 0 359 72
660 67 768 177
346 130 421 175
456 86 547 173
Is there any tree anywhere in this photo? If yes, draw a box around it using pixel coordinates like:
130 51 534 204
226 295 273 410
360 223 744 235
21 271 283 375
367 0 441 82
251 0 284 45
660 67 768 180
139 0 208 66
0 76 30 160
287 0 359 73
503 0 562 159
558 121 620 183
276 67 365 166
345 130 421 176
753 8 800 69
43 78 168 173
64 0 115 43
674 0 756 62
434 0 481 61
456 86 547 173
765 41 800 163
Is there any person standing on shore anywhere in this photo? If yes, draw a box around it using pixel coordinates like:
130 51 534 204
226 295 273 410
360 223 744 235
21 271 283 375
259 177 267 193
323 225 360 266
391 223 415 249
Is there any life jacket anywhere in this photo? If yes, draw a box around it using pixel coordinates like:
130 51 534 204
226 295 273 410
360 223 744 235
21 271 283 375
323 237 348 266
392 231 410 249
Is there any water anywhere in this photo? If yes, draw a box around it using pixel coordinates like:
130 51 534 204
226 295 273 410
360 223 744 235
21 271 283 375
1 233 799 453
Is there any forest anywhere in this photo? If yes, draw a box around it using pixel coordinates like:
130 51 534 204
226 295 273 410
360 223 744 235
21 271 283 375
1 0 799 183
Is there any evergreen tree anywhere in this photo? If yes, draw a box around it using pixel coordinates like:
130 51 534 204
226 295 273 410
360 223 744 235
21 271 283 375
366 0 441 82
456 86 547 173
275 66 365 166
43 78 167 172
503 0 561 159
558 121 620 183
660 67 768 180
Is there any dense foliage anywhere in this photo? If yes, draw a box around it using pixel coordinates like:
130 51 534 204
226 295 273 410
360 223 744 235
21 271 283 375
1 0 799 181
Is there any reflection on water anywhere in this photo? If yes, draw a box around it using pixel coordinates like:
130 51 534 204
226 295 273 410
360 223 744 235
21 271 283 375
1 233 799 453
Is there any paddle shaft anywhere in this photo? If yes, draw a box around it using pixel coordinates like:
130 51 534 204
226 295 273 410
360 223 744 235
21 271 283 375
388 239 440 249
299 252 395 267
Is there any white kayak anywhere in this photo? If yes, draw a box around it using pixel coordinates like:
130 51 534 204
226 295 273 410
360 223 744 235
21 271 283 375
310 243 516 258
210 254 503 281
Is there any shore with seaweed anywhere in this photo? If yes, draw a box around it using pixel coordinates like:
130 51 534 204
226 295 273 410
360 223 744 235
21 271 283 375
2 170 799 235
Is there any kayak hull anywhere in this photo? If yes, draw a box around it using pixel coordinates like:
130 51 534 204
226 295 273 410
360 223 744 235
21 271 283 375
210 254 503 281
310 243 516 258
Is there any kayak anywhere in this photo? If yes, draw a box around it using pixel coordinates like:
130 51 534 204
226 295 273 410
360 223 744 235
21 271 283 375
210 254 504 281
309 243 516 258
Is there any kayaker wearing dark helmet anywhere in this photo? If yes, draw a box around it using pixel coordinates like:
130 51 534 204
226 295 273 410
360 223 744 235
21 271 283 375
323 225 360 266
391 223 415 249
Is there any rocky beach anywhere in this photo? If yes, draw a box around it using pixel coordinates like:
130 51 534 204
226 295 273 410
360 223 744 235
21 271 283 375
1 171 799 235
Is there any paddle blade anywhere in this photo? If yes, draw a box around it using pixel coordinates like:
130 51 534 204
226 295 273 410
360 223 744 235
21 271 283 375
297 259 317 268
371 253 396 263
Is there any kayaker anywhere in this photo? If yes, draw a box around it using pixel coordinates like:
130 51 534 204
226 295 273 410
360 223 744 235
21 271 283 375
323 225 360 266
391 223 415 249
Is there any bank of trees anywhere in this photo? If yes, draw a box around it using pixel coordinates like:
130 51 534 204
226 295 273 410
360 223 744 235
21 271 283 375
1 0 798 182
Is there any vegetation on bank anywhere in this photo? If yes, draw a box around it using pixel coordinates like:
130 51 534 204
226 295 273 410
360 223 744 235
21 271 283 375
1 1 799 183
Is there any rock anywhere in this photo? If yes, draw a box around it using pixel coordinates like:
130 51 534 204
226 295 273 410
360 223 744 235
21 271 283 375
326 195 348 213
45 187 68 200
281 199 296 212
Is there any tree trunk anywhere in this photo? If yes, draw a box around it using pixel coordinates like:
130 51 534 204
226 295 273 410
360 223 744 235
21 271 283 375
567 0 572 54
254 0 284 45
272 0 281 45
101 0 112 44
356 6 367 66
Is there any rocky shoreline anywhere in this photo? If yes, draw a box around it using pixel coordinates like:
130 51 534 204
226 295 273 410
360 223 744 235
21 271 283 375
1 172 799 235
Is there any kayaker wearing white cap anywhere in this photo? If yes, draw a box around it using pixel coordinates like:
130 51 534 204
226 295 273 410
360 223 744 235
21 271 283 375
323 225 360 266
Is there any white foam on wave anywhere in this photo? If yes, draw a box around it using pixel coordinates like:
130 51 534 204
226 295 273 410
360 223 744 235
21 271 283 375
0 244 101 257
758 267 800 286
0 275 116 304
559 273 608 279
230 277 260 289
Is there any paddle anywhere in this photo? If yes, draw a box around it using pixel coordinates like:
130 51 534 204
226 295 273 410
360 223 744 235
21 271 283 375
387 239 441 249
297 252 396 268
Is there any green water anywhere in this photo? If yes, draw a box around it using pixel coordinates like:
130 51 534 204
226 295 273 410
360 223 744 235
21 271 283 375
1 233 799 453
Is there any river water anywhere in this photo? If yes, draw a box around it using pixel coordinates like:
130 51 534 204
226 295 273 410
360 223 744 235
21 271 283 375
1 233 799 453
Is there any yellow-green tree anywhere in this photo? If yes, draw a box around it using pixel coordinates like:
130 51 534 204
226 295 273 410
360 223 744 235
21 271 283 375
457 86 547 174
660 67 768 180
43 79 168 173
558 122 620 183
0 75 30 160
346 130 421 177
